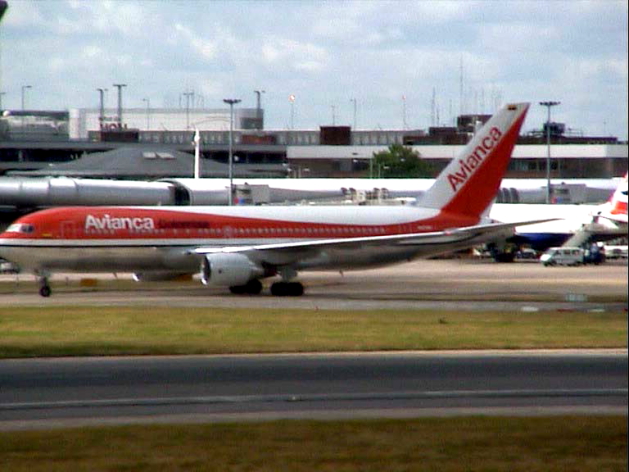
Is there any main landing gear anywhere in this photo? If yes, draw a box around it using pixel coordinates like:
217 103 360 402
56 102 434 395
269 268 304 297
229 279 263 295
270 281 304 297
228 279 305 296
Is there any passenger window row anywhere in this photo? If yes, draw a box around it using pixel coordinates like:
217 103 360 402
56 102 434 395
83 225 411 236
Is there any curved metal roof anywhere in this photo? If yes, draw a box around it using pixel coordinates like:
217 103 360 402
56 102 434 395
7 146 284 179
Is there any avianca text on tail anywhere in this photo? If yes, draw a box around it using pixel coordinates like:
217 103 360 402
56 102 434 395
448 126 503 191
0 103 536 298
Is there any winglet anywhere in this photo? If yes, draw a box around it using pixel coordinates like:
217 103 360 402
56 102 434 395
420 102 529 219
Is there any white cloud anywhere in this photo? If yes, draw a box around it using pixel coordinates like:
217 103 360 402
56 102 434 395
1 0 626 139
81 45 104 60
311 13 363 41
2 0 45 27
260 37 328 72
64 0 147 37
47 57 66 73
174 23 218 60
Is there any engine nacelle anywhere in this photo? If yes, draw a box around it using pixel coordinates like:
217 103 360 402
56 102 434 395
201 253 263 287
132 272 192 282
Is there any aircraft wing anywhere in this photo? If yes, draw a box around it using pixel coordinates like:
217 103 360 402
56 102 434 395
596 212 628 226
190 219 558 261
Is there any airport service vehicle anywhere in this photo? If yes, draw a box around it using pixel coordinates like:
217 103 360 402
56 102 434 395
605 245 628 260
540 247 585 267
0 259 19 274
0 103 541 297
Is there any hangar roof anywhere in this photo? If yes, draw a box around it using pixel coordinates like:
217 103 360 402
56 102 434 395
7 146 281 179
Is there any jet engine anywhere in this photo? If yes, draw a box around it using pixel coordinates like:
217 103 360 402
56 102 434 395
200 253 263 287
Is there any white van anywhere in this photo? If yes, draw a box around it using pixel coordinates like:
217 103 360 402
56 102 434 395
540 247 584 267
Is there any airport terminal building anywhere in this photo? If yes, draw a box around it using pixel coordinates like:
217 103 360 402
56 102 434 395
0 107 626 179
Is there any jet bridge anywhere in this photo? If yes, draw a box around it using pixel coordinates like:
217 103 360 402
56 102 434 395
0 177 175 207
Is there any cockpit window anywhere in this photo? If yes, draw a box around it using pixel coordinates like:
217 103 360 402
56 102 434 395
6 223 35 234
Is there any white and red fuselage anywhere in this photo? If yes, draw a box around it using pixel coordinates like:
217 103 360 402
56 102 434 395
0 205 481 275
0 103 531 295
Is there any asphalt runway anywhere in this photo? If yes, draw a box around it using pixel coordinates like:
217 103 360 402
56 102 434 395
0 351 626 430
1 258 627 311
1 259 626 430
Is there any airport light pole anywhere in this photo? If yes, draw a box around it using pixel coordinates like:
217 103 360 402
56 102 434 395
142 98 150 130
183 91 194 129
223 98 241 206
97 88 107 129
190 116 220 180
539 101 560 204
289 94 295 130
254 89 265 129
193 127 201 179
350 98 357 130
21 85 31 110
20 85 31 128
113 83 126 128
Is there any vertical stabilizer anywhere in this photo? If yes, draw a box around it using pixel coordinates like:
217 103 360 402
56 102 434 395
597 173 628 226
420 103 529 218
609 173 628 218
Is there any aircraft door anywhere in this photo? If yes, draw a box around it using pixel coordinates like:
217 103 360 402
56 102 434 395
61 221 76 239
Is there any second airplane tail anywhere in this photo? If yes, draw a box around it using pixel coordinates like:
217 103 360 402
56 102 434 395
609 173 628 218
420 102 529 219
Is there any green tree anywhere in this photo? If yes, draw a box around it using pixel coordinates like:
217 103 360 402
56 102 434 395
371 144 433 178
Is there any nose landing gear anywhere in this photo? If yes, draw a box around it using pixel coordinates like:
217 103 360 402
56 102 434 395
38 276 51 297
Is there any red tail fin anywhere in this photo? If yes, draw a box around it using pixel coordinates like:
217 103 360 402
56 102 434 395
609 173 628 217
420 103 529 219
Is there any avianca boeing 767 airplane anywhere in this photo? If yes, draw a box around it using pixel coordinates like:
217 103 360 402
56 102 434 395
0 103 538 297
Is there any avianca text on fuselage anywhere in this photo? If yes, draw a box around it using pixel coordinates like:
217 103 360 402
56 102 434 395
85 214 155 232
447 127 503 191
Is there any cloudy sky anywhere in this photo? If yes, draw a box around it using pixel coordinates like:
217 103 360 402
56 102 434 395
1 0 627 139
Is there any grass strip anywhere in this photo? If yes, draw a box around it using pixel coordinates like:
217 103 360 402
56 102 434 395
0 306 626 358
0 416 626 472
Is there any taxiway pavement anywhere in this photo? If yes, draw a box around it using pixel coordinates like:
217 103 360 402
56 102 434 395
1 259 626 429
0 351 626 430
1 259 626 311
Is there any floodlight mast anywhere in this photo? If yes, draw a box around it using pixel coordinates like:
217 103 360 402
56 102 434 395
113 84 127 128
21 85 31 110
254 90 265 130
539 101 560 204
223 98 241 206
97 88 107 128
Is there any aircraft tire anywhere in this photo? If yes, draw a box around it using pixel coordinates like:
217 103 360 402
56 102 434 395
39 285 51 297
493 251 516 263
229 279 263 295
245 279 263 295
270 281 304 297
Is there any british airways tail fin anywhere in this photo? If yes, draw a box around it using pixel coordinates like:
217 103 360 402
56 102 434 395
609 173 627 217
600 173 628 225
420 102 529 219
